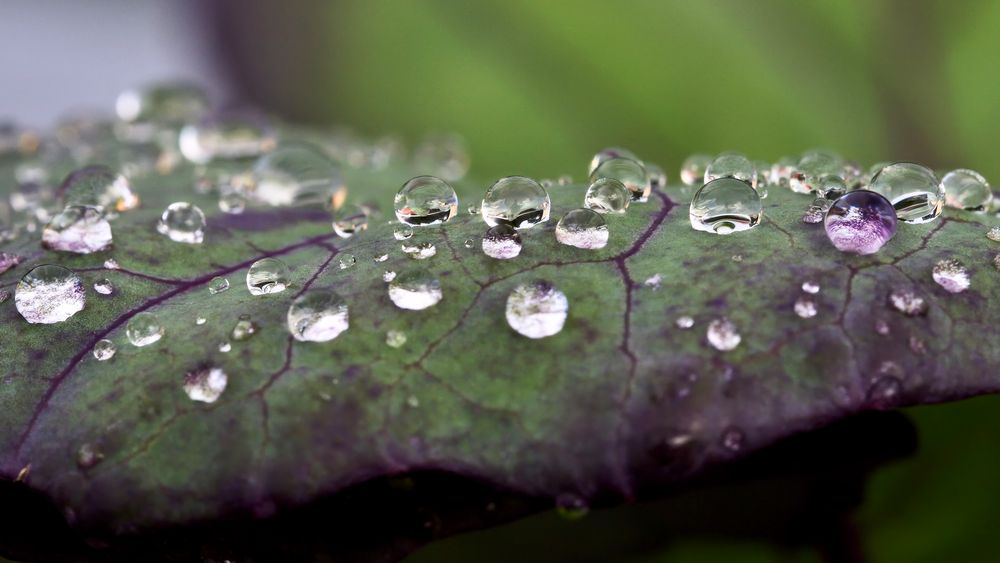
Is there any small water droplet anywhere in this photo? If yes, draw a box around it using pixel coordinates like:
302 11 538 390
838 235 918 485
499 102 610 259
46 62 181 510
103 258 120 270
994 253 1000 271
0 289 9 304
0 252 21 275
393 224 414 240
463 238 474 249
93 279 114 295
814 174 848 200
92 339 116 361
942 169 992 211
591 156 650 202
382 270 397 282
555 493 589 520
401 240 437 260
987 226 1000 242
333 205 370 238
466 205 478 215
373 253 389 263
689 178 762 234
680 154 712 186
183 367 228 403
338 254 357 269
643 273 663 290
115 82 208 129
589 147 640 176
866 376 902 409
42 205 113 254
794 296 818 319
646 163 667 191
584 178 631 214
386 329 407 348
388 270 442 310
481 176 551 228
232 317 257 341
218 341 231 352
481 224 523 260
869 163 943 224
15 265 86 324
888 288 928 316
246 258 290 295
505 280 568 339
394 176 458 226
824 190 897 254
195 316 207 325
157 202 205 244
675 316 694 329
706 318 740 351
874 318 890 335
208 276 230 295
127 312 164 347
406 395 420 408
704 152 757 191
790 151 843 194
720 427 745 452
801 203 825 224
76 443 103 469
287 289 350 342
218 189 246 215
931 259 970 293
801 280 820 294
180 109 276 164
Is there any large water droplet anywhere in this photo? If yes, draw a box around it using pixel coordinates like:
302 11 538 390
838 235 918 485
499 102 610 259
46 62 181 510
790 151 842 194
869 163 944 223
704 153 757 190
590 156 650 202
333 205 369 238
814 174 848 200
942 169 992 211
157 202 205 244
249 143 346 209
394 176 458 226
287 289 350 342
888 288 927 316
481 176 551 228
689 178 762 234
680 154 712 186
584 178 631 214
60 165 139 213
15 265 86 324
183 367 228 403
42 205 113 254
588 147 640 176
388 270 442 310
481 224 523 260
179 110 276 164
706 318 740 351
555 209 609 250
92 339 116 361
824 190 897 255
931 259 970 293
208 276 230 295
246 258 290 295
505 280 568 339
127 312 164 347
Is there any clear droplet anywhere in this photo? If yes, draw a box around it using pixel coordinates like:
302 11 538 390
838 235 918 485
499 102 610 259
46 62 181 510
127 312 164 347
931 259 970 293
643 274 663 290
15 265 86 324
869 163 944 223
689 178 763 234
413 133 469 181
824 191 897 255
60 165 139 213
706 318 740 351
388 270 442 310
386 329 407 348
93 279 114 295
588 147 640 176
555 492 589 520
814 174 848 200
287 289 350 342
790 151 842 194
0 289 9 304
92 339 116 361
584 178 631 214
115 82 208 127
394 176 458 226
942 169 992 211
794 296 818 318
704 153 757 190
208 276 230 294
888 288 927 316
394 224 414 241
555 209 609 250
720 427 745 452
401 240 437 260
179 109 276 164
874 319 891 336
482 224 523 260
675 315 694 329
338 254 357 269
590 156 650 202
382 270 397 282
218 190 246 215
103 258 120 270
505 280 568 339
373 253 389 263
463 238 474 249
157 202 205 244
646 163 667 191
77 443 104 469
246 258 290 295
802 281 820 294
481 176 551 228
249 142 346 209
987 226 1000 242
0 252 21 275
866 376 902 410
769 156 797 187
195 316 207 325
333 205 369 238
994 253 1000 271
183 367 228 403
232 317 257 341
42 205 112 254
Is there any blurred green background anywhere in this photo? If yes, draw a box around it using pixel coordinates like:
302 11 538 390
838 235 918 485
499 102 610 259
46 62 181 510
208 1 1000 561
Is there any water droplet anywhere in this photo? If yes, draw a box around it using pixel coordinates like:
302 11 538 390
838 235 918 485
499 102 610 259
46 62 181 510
481 176 551 228
801 203 825 224
869 163 944 223
339 254 357 269
15 265 86 324
584 177 631 214
794 296 818 318
553 209 610 250
115 82 208 127
987 226 1000 242
720 427 745 452
888 288 928 316
383 270 397 282
386 329 407 348
218 190 246 215
931 259 970 293
675 315 694 329
406 395 420 408
333 205 369 238
689 178 763 234
866 376 902 409
466 205 479 215
246 258 290 295
394 224 414 240
643 274 663 290
60 165 139 213
590 156 650 202
481 224 523 259
0 290 9 304
394 176 458 226
232 317 257 341
77 443 104 469
874 319 891 336
126 312 164 347
769 156 797 186
93 279 114 295
942 169 992 211
994 253 1000 271
0 252 21 275
401 240 437 260
704 153 757 190
287 289 350 342
195 316 207 325
92 339 116 361
555 493 589 520
388 270 442 310
42 205 113 254
505 280 568 339
801 280 820 294
814 174 848 200
646 163 667 192
103 258 120 270
373 253 389 263
183 367 228 403
790 151 842 194
157 202 205 244
247 142 346 208
179 109 276 164
706 318 740 351
414 133 469 181
681 154 712 186
218 340 232 352
824 190 897 254
588 147 640 176
207 276 229 295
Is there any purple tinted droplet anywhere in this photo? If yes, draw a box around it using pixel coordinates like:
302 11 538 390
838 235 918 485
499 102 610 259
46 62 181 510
824 190 897 255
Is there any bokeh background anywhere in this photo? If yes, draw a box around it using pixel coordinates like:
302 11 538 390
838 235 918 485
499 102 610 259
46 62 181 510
4 0 1000 561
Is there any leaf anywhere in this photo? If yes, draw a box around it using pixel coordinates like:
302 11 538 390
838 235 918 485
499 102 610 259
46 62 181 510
0 149 998 561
